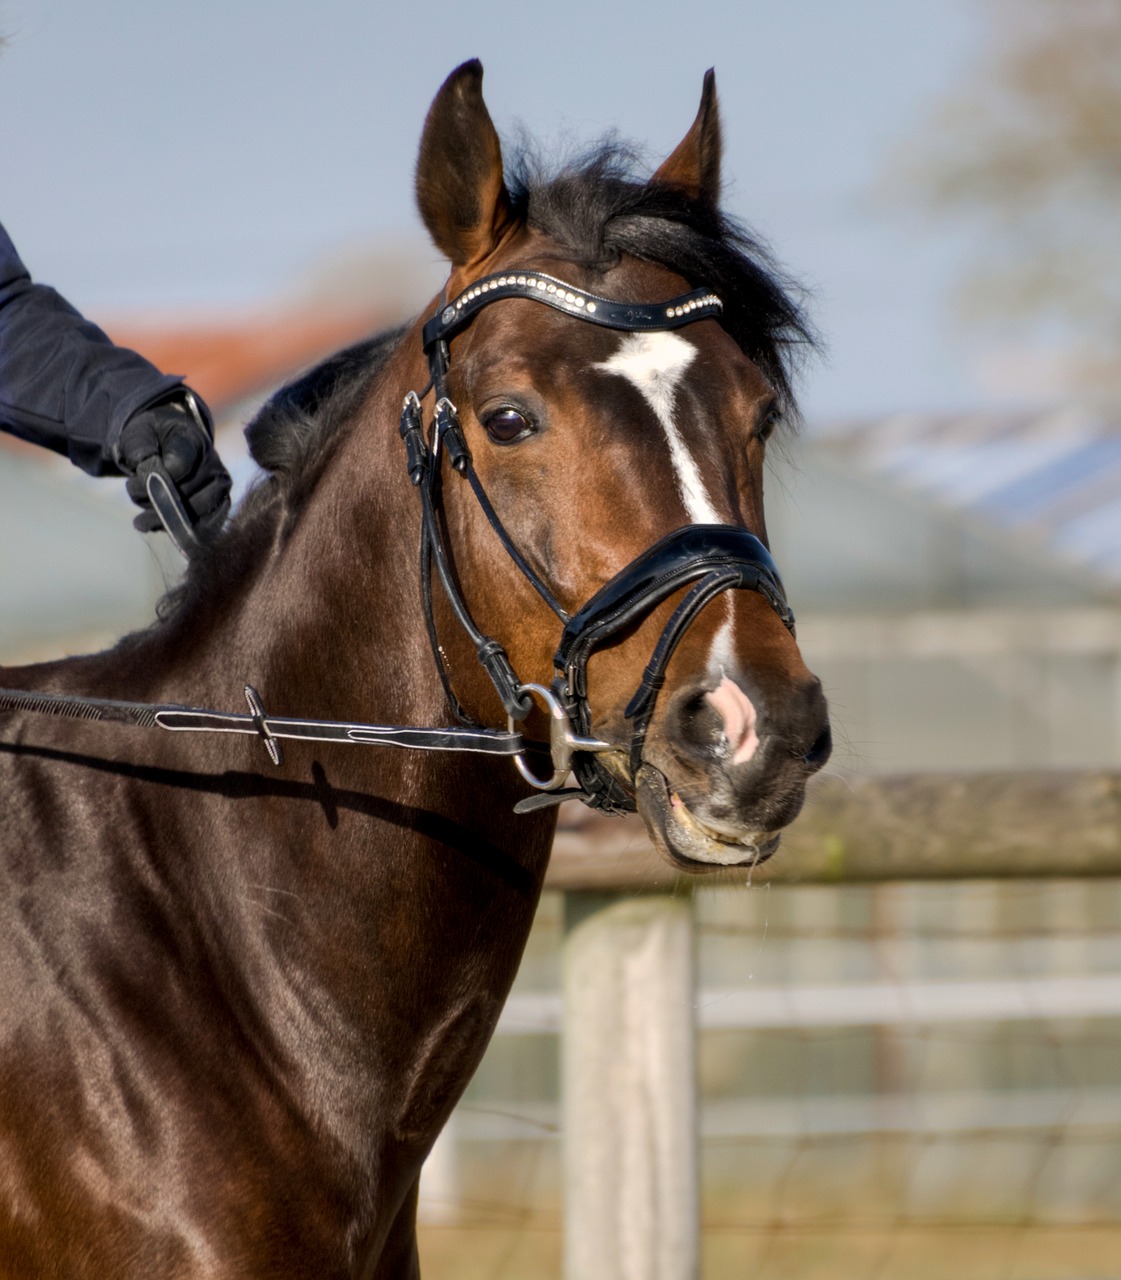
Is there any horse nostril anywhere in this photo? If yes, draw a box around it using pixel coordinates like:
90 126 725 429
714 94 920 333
803 724 832 769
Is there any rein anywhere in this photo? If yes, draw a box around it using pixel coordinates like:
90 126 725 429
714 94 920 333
0 684 529 768
0 270 793 815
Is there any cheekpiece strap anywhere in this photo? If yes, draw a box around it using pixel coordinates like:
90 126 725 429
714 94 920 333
422 272 722 352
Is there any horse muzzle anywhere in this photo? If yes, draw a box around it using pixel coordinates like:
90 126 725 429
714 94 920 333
553 524 797 812
633 669 832 869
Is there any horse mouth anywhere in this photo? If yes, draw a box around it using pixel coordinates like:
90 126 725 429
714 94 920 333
635 764 780 870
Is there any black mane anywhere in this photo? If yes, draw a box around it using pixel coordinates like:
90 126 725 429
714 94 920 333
152 328 405 624
245 327 406 486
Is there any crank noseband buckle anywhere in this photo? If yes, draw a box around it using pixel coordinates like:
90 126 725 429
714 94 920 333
508 683 612 792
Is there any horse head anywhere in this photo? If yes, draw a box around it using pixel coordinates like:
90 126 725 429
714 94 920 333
405 61 831 869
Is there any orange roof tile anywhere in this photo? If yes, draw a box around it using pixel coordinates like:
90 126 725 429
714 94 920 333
104 308 392 413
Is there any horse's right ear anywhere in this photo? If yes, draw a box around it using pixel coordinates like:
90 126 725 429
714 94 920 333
415 61 515 268
651 69 722 206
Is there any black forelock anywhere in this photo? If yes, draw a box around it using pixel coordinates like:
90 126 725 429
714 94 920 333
506 141 817 415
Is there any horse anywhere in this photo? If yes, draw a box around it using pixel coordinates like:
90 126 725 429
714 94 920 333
0 61 830 1278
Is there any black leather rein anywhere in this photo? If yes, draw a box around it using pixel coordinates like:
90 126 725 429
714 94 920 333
0 269 794 815
0 684 526 770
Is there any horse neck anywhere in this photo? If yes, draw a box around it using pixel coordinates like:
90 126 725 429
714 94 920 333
0 320 555 1240
130 339 433 712
127 334 554 1129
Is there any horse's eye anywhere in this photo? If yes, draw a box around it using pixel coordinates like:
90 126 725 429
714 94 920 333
483 406 534 445
755 405 781 443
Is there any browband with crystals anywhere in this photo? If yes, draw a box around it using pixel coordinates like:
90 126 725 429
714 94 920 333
422 271 722 352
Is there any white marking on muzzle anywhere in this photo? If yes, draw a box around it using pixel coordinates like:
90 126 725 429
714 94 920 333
596 331 735 674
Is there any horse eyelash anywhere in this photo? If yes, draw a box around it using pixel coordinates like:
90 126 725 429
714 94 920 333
754 405 780 444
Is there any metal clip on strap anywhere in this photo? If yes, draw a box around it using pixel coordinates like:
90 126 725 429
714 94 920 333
508 683 612 792
399 392 429 485
435 398 470 472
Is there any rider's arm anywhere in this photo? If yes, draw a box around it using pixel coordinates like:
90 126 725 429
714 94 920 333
0 220 183 476
0 221 231 539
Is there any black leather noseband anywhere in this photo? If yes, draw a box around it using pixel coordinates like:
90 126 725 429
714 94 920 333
554 525 792 811
405 269 795 814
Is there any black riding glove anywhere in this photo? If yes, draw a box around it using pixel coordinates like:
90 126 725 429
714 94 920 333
114 391 232 541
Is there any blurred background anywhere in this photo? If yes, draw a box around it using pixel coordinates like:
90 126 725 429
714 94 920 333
3 1 1120 1276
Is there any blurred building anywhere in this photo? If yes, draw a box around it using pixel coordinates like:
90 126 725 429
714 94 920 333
769 406 1121 775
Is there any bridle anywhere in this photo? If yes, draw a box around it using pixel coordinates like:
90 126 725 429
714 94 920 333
0 270 794 816
403 269 794 814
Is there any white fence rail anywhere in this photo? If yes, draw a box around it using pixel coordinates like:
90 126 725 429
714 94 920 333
496 970 1121 1034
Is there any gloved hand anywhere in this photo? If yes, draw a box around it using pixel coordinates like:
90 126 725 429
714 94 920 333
114 390 232 542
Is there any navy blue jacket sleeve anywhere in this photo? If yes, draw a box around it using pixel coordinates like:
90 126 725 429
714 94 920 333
0 220 185 476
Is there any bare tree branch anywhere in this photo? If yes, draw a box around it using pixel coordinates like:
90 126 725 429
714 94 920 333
885 0 1121 392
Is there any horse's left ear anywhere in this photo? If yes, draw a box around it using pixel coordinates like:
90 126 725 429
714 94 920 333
416 60 515 268
651 69 722 206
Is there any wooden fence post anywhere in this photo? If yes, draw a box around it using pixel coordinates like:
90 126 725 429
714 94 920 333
561 891 698 1280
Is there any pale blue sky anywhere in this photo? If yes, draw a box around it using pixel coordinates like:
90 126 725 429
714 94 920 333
1 0 991 421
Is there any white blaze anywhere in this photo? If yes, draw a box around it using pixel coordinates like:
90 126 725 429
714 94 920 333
595 331 720 524
596 330 735 676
